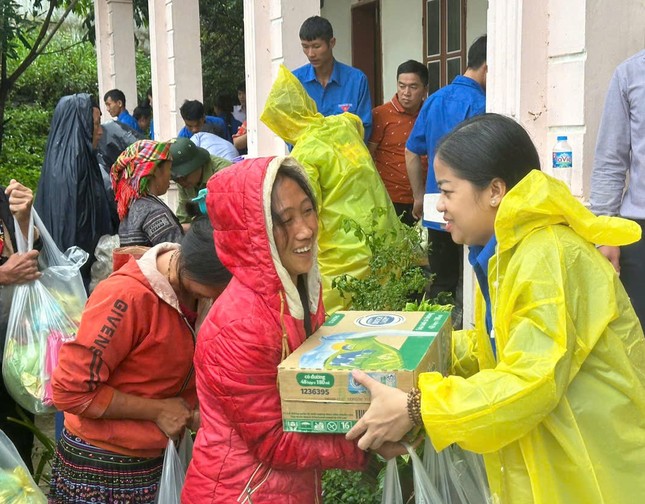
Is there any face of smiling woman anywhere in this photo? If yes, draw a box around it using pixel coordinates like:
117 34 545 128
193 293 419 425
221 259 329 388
434 156 500 247
271 175 318 285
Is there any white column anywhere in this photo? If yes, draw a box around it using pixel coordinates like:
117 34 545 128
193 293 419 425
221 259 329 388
581 0 645 195
149 0 203 141
243 0 319 156
94 0 138 119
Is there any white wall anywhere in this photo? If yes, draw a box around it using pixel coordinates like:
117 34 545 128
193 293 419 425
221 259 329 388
321 0 353 65
381 0 424 100
541 0 645 199
582 0 645 197
466 0 487 46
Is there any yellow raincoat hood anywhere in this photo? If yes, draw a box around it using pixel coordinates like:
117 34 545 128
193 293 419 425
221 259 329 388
261 65 398 312
496 169 640 252
419 170 645 503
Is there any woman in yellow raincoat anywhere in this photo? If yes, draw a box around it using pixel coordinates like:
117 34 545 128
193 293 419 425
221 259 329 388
347 113 645 503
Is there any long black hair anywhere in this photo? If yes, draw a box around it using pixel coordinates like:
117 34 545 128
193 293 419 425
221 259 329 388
436 113 541 191
179 216 231 286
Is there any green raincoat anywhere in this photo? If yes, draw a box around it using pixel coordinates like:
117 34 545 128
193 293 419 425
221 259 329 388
261 65 401 313
419 170 645 503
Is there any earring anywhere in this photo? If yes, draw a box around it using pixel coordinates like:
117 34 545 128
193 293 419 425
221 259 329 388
491 199 498 206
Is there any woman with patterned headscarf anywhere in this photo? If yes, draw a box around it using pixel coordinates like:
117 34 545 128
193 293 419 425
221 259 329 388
111 139 184 246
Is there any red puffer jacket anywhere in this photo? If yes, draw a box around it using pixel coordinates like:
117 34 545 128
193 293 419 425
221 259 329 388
182 157 368 504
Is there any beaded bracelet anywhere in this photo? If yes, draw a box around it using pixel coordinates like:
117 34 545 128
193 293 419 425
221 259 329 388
406 387 423 426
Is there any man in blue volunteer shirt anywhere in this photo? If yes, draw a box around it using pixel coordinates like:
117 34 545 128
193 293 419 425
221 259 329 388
177 99 228 141
104 89 141 133
406 35 487 309
292 16 372 141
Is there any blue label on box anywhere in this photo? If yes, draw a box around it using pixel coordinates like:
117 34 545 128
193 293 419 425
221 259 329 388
354 314 404 327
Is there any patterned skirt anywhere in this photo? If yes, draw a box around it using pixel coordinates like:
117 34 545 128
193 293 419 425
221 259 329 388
48 429 163 503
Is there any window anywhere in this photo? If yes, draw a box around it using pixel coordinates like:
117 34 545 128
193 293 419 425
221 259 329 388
424 0 466 94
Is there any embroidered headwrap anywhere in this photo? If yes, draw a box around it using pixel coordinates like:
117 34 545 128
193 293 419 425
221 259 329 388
111 140 171 219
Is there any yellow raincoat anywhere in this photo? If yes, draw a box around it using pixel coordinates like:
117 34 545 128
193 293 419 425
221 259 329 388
261 65 401 313
419 170 645 503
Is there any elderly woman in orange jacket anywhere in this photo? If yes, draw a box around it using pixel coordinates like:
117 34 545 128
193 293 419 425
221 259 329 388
49 217 230 503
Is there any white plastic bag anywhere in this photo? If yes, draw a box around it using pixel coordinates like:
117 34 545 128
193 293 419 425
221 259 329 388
0 429 46 503
381 458 403 504
404 442 444 504
177 428 193 469
89 234 120 292
422 438 491 503
156 430 193 504
380 444 443 504
2 209 88 414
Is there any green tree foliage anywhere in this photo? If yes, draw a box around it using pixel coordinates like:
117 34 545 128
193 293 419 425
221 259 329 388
0 0 87 155
135 49 151 105
10 31 98 109
199 0 245 111
0 104 51 189
0 29 98 189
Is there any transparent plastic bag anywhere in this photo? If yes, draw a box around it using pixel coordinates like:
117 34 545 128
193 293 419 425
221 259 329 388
381 443 445 504
2 209 88 414
89 234 120 292
381 458 403 504
156 429 193 504
177 428 193 470
0 430 46 503
422 438 491 503
404 442 444 504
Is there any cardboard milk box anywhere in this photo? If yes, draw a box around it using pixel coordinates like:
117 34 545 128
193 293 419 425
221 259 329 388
278 310 451 433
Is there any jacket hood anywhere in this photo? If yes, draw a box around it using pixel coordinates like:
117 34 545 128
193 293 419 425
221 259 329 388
206 156 321 318
260 64 364 145
496 170 641 252
110 243 183 313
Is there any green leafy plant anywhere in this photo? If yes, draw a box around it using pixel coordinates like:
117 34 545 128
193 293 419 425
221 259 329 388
332 208 429 311
404 293 454 313
326 211 455 502
322 468 381 504
8 407 56 485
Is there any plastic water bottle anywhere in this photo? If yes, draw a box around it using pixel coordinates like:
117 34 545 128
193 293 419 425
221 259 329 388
552 135 572 188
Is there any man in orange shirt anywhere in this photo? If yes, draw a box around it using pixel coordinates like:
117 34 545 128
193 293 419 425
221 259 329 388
368 60 428 226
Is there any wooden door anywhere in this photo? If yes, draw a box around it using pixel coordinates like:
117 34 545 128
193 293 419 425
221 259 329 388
351 1 383 106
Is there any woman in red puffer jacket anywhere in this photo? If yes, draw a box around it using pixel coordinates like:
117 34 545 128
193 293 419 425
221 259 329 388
182 157 399 503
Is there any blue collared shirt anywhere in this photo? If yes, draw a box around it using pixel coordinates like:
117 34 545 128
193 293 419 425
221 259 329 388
406 75 485 229
292 59 373 140
178 116 227 140
117 109 141 133
468 235 497 339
